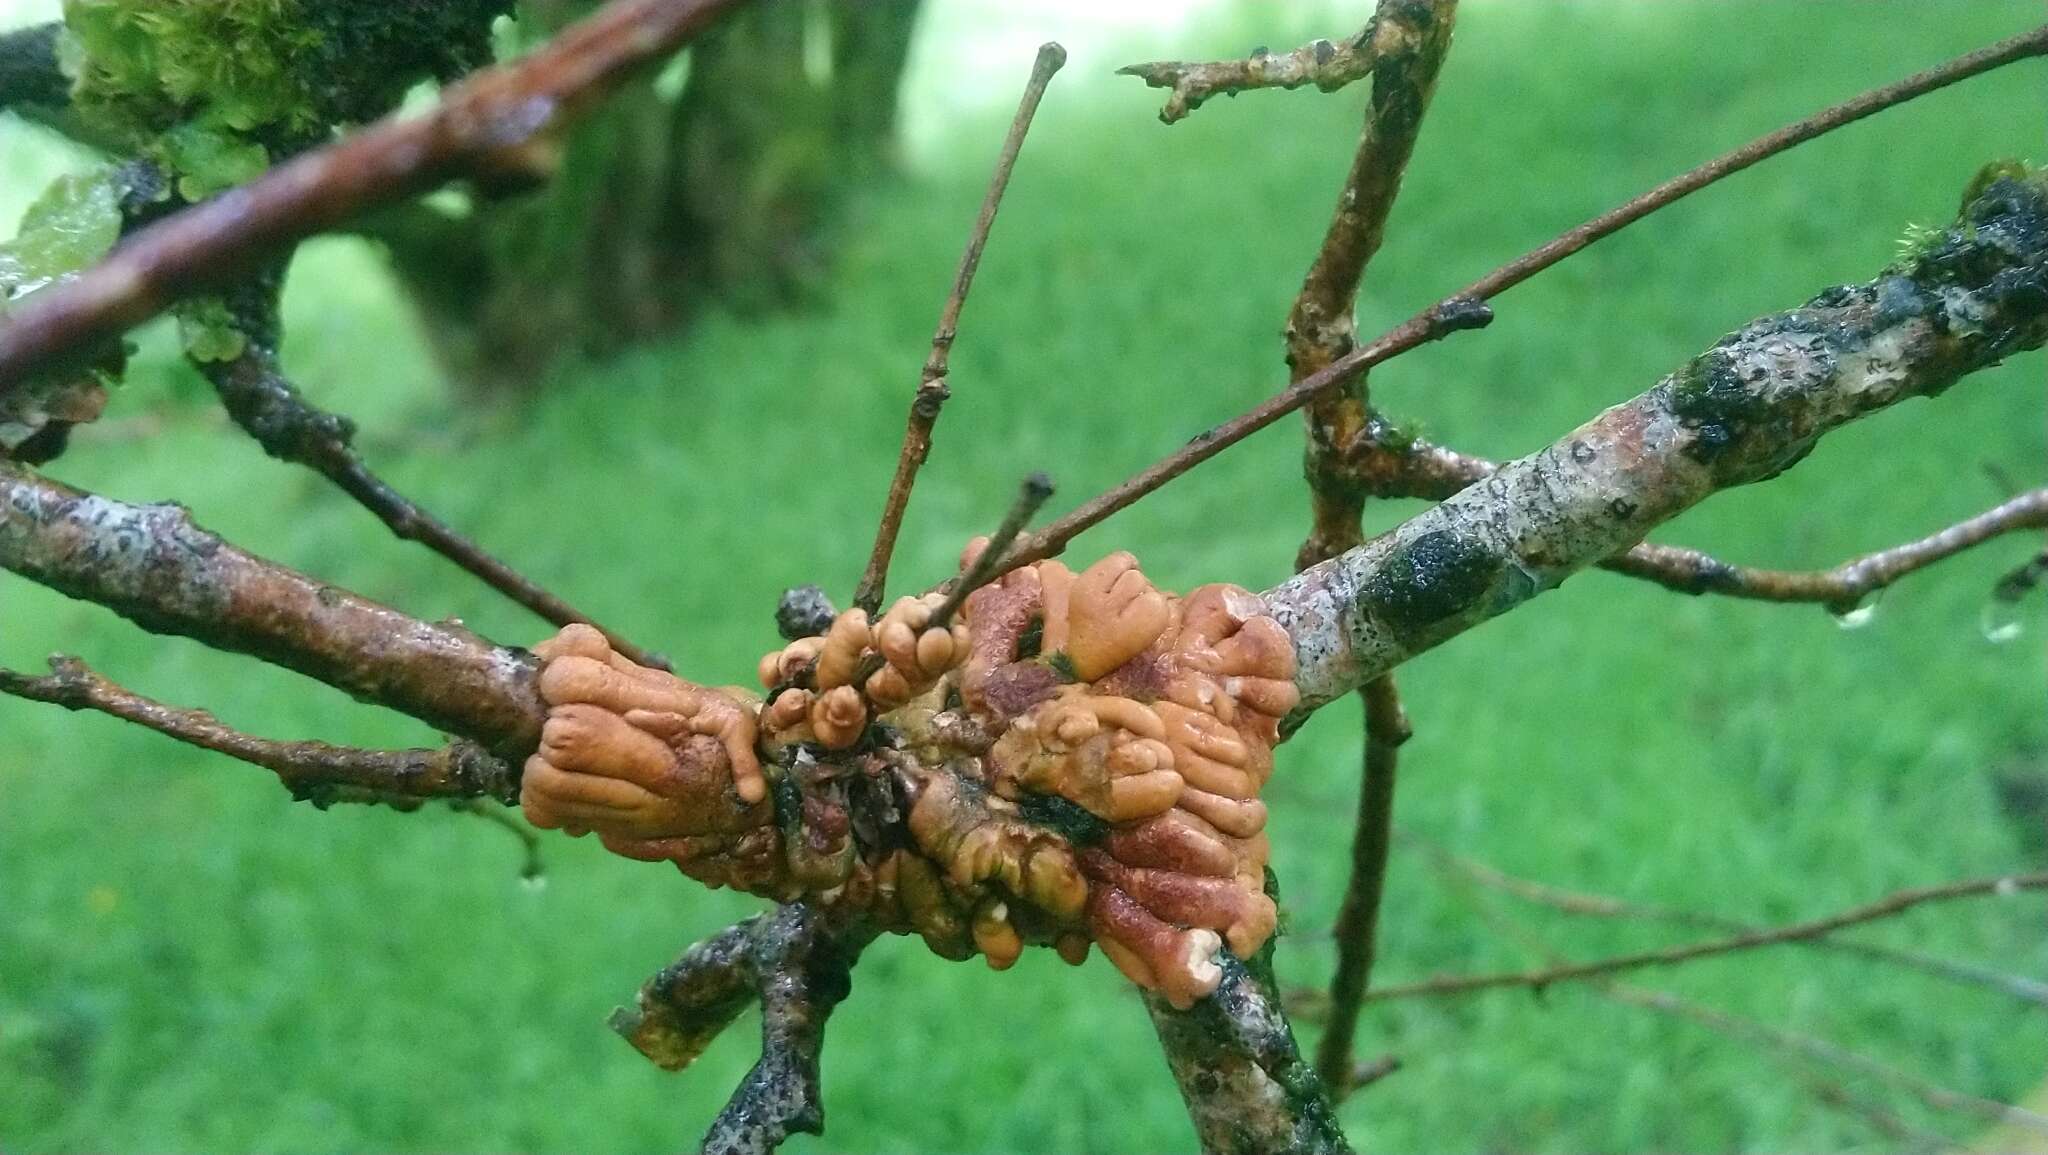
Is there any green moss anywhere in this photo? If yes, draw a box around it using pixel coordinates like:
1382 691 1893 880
173 297 250 364
59 0 508 199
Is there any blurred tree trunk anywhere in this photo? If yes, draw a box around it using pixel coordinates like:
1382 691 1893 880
379 0 922 388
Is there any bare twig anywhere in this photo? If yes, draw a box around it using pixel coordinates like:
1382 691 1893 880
1362 872 2048 1003
927 471 1054 630
851 43 1065 614
0 0 751 388
999 24 2048 569
1346 1053 1402 1094
1121 23 1380 124
0 460 545 756
1414 837 2048 1008
1602 981 2048 1137
198 271 667 667
0 654 516 805
1314 675 1410 1097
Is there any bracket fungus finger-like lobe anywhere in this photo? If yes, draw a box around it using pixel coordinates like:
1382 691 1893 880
520 549 1300 1008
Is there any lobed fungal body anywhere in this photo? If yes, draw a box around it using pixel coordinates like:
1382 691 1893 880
520 544 1299 1007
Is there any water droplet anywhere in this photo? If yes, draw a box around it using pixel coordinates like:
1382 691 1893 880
1981 598 2026 644
1830 589 1883 630
519 872 548 893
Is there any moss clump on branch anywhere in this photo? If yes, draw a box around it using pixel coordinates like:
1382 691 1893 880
60 0 510 197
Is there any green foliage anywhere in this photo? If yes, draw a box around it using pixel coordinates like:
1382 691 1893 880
173 297 249 364
0 167 121 306
0 3 2045 1153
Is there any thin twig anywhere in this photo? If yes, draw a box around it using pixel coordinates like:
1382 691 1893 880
927 472 1055 630
1364 872 2048 1003
994 23 2048 571
1602 981 2048 1137
0 0 751 388
0 654 517 804
198 271 668 667
851 43 1065 615
1413 836 2048 1007
1121 23 1381 124
1314 675 1410 1098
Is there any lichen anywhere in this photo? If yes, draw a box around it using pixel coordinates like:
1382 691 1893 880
1360 529 1506 642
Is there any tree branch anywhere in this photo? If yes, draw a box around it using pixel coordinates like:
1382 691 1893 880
1362 871 2048 1003
1383 438 2048 609
0 654 515 806
1121 24 1381 124
853 44 1063 615
994 24 2048 572
196 269 667 667
612 906 876 1155
0 22 65 112
0 0 752 388
1313 675 1408 1098
1414 837 2048 1008
1146 946 1352 1155
1263 171 2048 710
1601 981 2048 1137
0 460 544 757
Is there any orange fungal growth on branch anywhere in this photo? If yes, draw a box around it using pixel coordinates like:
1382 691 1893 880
522 545 1298 1006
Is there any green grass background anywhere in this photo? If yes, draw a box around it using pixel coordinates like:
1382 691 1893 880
3 1 2046 1150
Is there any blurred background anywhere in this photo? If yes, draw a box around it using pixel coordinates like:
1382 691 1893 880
1 1 2044 1150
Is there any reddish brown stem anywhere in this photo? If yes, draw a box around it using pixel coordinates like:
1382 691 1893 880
852 43 1065 614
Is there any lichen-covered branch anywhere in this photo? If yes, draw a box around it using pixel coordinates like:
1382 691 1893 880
1375 439 2048 608
1146 946 1352 1155
1264 171 2048 711
0 654 515 805
194 269 665 667
0 0 750 388
1121 24 1380 124
612 906 875 1155
0 461 544 756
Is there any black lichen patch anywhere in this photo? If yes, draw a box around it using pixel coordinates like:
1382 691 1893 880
1362 529 1506 644
1014 791 1108 848
1666 350 1774 467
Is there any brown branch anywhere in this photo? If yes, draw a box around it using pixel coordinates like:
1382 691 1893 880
612 906 877 1155
851 43 1064 615
925 471 1054 630
0 654 515 805
1313 675 1409 1098
1363 872 2048 1003
0 0 751 389
1601 981 2048 1137
196 270 667 667
994 24 2048 570
1415 837 2048 1008
0 460 544 757
1121 25 1381 124
1292 0 1458 567
1145 947 1352 1155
